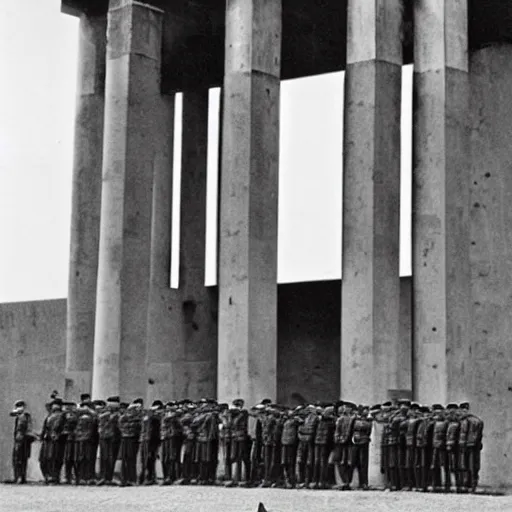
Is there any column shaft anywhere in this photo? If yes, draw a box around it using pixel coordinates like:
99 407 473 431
412 0 470 404
341 0 403 403
218 0 282 406
147 88 217 402
93 0 168 400
65 14 106 400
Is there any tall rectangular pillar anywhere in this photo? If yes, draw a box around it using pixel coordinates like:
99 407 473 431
218 0 282 406
146 88 217 402
341 0 403 403
412 0 470 404
65 14 106 400
92 0 170 400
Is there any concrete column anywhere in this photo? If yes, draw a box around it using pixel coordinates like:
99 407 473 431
92 0 168 400
146 88 217 402
469 44 512 488
341 0 403 404
65 14 106 401
218 0 282 406
412 0 470 404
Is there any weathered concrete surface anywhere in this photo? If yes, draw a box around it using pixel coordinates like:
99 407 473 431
65 14 106 402
93 0 169 400
398 276 412 392
0 300 66 482
3 485 512 512
469 43 512 489
412 0 471 405
341 0 402 404
147 89 217 402
218 0 282 406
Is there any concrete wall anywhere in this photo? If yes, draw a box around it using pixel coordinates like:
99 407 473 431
469 43 512 489
0 299 66 482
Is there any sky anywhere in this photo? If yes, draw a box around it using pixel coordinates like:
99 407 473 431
0 0 412 303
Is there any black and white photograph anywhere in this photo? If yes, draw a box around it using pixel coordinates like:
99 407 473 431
0 1 511 511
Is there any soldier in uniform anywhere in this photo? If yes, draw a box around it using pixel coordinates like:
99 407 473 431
160 401 183 484
74 399 98 485
372 401 393 490
97 396 121 486
350 405 372 490
46 398 66 484
260 405 277 487
445 403 461 492
230 398 250 485
194 399 220 484
250 399 270 484
386 400 407 490
139 400 163 485
280 406 302 488
271 406 286 487
9 400 33 484
91 399 105 480
312 405 336 489
39 399 53 483
414 405 433 492
180 401 199 484
219 403 234 482
119 398 143 486
430 404 449 492
459 401 484 493
333 401 356 490
62 401 78 484
297 404 318 488
403 402 421 490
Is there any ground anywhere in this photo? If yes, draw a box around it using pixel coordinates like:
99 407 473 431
1 485 510 512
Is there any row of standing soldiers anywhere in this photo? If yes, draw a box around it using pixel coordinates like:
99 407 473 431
9 394 484 493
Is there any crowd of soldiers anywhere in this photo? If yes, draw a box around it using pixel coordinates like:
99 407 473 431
9 392 484 493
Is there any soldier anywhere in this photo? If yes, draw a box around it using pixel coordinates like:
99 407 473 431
139 400 163 485
62 401 78 484
39 400 53 483
414 405 433 492
280 407 302 488
445 403 461 492
372 401 393 490
459 401 484 493
119 398 143 486
430 404 449 492
260 405 277 487
312 405 336 489
270 406 286 487
97 396 121 486
46 398 66 484
160 401 183 484
333 401 356 490
403 403 421 490
219 403 234 482
9 400 34 484
250 399 271 484
74 399 98 485
180 400 198 484
350 405 372 490
395 399 411 490
297 404 318 488
386 400 407 490
195 399 220 484
231 398 250 485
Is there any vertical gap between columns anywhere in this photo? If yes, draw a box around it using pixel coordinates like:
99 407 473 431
205 87 220 287
170 93 183 289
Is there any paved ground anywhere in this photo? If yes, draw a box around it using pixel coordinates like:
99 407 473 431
0 484 510 512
